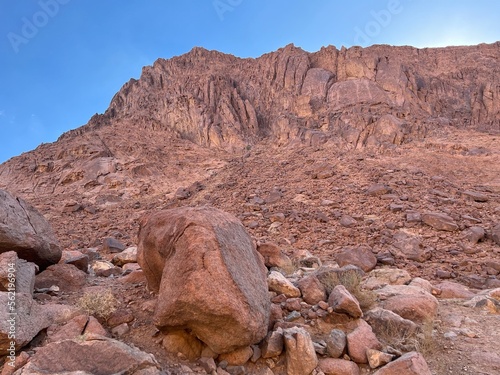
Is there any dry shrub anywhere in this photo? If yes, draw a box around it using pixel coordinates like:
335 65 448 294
77 289 118 320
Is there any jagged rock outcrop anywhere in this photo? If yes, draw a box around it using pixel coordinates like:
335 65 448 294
1 43 498 199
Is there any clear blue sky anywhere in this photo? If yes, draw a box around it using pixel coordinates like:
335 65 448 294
0 0 499 163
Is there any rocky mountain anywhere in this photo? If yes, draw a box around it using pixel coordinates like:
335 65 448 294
0 42 500 374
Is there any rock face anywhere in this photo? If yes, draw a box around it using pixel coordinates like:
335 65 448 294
0 189 61 269
137 206 270 354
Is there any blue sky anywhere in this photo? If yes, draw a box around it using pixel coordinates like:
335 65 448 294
0 1 499 163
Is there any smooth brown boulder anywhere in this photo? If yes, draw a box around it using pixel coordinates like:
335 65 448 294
421 212 458 231
137 206 270 354
0 189 61 269
34 263 87 292
346 320 382 364
328 285 363 318
256 242 293 270
318 358 360 375
297 275 327 305
335 246 377 272
283 327 318 375
373 352 432 375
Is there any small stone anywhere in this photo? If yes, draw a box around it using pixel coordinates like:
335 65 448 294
366 184 392 196
421 212 458 231
346 320 382 364
283 327 318 375
462 190 489 202
267 271 301 298
111 323 129 336
462 226 485 244
198 357 217 373
260 329 284 358
367 349 394 369
372 351 431 375
325 329 347 358
102 237 126 253
340 215 357 228
328 285 363 318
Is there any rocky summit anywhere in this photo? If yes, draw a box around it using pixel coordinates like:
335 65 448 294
0 43 499 374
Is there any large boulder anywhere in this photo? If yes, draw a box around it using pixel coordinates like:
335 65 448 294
14 335 161 375
137 206 270 354
0 189 61 269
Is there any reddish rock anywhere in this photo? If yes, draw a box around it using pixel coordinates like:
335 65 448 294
373 352 431 375
421 212 458 231
60 250 89 272
102 237 126 253
346 320 382 364
283 327 318 375
325 329 347 358
107 309 135 328
162 329 203 360
328 285 363 318
434 281 475 299
16 336 160 374
256 242 293 270
0 251 36 295
365 308 418 342
137 206 269 354
260 328 284 358
335 246 377 272
297 275 327 305
218 346 253 366
268 271 301 298
35 263 86 292
0 189 61 269
318 358 360 375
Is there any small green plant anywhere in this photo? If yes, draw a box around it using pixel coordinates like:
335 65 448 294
77 289 118 320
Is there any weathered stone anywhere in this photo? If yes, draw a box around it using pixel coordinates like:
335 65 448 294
112 247 138 266
462 226 485 244
260 328 284 358
421 212 458 231
362 268 412 290
48 314 109 343
339 215 357 228
162 329 203 360
373 352 431 375
137 207 269 354
283 327 318 375
297 275 327 305
365 308 418 342
268 271 301 298
0 189 61 269
318 358 360 375
34 264 86 292
218 346 253 366
107 309 135 328
391 231 430 263
328 285 363 318
335 246 377 272
15 335 160 375
60 250 89 272
0 292 76 350
102 237 126 253
92 260 122 277
462 190 489 202
325 329 347 358
377 285 438 324
366 184 392 196
0 351 29 375
198 357 217 373
0 252 36 295
492 223 500 246
434 281 475 299
256 242 293 270
346 320 382 364
367 349 394 369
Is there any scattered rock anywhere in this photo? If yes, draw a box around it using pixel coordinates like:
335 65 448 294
366 184 392 196
462 226 485 244
137 206 270 354
492 223 500 245
283 327 318 375
462 190 489 202
367 349 394 369
60 250 89 272
328 285 363 318
0 189 62 269
346 320 382 364
162 329 203 360
102 237 126 253
434 281 475 299
373 351 431 375
391 231 430 263
260 328 284 358
365 308 418 343
92 260 122 277
15 335 160 375
0 252 36 295
256 242 293 270
335 246 377 272
34 263 86 292
218 346 253 366
297 275 327 305
268 271 301 298
112 246 138 266
318 358 360 375
325 329 347 358
340 215 357 228
421 212 459 231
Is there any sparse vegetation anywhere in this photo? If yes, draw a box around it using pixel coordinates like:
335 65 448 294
77 289 118 320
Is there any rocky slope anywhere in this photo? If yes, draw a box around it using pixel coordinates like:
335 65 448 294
0 42 499 374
